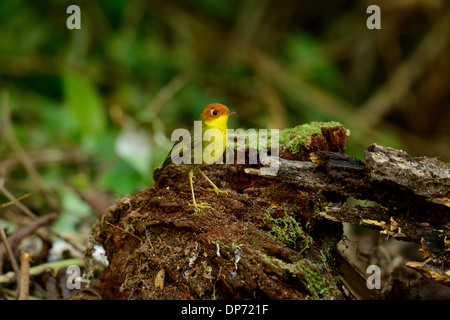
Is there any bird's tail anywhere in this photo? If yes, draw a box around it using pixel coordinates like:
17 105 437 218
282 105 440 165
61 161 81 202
152 166 164 182
153 154 172 181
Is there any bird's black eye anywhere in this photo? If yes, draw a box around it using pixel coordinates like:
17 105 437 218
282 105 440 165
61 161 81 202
211 109 219 116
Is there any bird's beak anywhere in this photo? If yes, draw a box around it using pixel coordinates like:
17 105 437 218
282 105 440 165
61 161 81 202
227 111 236 116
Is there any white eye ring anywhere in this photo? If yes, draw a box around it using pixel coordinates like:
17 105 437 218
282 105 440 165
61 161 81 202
211 109 219 116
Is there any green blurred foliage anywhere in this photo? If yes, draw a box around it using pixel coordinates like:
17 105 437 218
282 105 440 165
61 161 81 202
0 0 448 233
285 33 344 93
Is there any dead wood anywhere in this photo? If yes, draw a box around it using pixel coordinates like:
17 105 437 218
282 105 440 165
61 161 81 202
91 122 450 299
249 144 450 285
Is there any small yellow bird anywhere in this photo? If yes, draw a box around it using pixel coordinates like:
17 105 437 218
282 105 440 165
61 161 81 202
159 103 236 210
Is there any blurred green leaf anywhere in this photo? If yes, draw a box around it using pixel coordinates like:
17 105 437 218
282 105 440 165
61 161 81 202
62 71 107 143
285 33 342 91
52 186 92 234
0 219 18 233
101 159 145 196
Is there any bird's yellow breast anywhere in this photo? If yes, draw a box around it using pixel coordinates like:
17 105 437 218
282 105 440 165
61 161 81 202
203 115 229 163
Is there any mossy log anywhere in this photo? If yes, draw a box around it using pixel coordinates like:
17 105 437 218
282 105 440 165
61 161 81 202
91 122 450 299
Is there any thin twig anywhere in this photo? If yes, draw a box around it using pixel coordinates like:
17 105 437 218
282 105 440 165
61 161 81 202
0 181 36 220
1 91 60 210
104 220 141 242
0 183 85 254
0 213 57 272
0 286 41 300
0 220 21 289
0 149 87 175
145 73 189 120
0 258 84 284
65 287 102 300
18 251 32 300
0 193 31 209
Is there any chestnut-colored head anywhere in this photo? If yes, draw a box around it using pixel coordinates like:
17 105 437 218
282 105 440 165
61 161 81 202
199 103 235 122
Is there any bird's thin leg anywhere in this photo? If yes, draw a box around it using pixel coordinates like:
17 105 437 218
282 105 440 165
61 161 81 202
189 168 197 206
198 168 228 195
188 168 212 210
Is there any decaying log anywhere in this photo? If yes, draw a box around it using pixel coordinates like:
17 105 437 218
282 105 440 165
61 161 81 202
247 144 450 285
91 121 450 299
364 144 449 203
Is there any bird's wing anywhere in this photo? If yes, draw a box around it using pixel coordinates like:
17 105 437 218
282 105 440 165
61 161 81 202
159 126 203 171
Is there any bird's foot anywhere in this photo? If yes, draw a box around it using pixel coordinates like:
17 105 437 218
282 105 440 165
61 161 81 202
188 201 213 212
206 186 229 196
